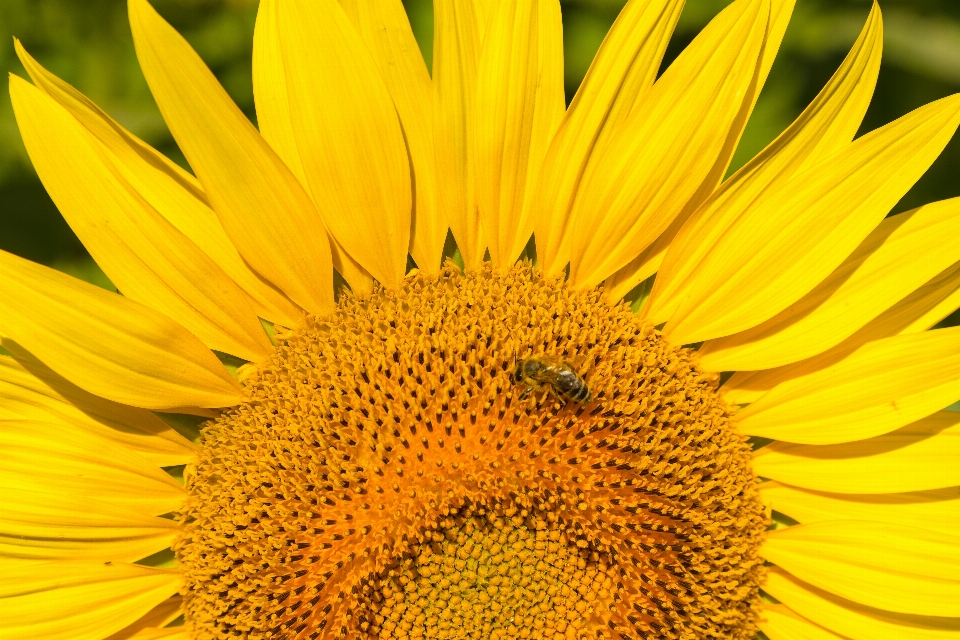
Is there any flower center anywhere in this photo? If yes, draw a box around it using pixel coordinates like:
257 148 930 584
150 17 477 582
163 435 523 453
175 264 768 640
357 511 618 638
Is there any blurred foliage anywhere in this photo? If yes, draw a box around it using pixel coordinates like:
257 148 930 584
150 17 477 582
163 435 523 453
0 0 259 287
2 0 960 287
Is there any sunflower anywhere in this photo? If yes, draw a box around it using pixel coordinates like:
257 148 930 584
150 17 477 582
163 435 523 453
2 0 959 637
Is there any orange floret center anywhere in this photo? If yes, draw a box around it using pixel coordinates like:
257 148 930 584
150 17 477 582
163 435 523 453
175 264 767 639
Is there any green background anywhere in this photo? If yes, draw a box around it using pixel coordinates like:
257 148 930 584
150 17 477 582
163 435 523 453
2 0 959 290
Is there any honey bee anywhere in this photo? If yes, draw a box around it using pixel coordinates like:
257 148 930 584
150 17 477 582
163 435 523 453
512 356 591 404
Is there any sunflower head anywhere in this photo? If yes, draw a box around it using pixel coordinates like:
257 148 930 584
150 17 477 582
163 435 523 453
2 0 960 639
174 264 766 638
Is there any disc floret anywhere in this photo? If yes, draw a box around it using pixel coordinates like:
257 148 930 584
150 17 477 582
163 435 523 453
176 264 767 639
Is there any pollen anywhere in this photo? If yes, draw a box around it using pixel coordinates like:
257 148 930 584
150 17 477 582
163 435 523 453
174 263 768 639
358 510 618 639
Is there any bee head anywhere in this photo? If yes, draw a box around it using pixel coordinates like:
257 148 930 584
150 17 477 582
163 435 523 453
512 360 525 383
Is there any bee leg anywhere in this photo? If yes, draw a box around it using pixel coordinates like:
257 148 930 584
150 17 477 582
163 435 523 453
546 385 566 406
518 386 534 401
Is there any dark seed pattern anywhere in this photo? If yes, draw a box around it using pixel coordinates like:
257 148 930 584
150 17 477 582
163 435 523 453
175 264 767 639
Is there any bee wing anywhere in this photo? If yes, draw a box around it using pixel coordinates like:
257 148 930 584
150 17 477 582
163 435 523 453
532 353 589 378
544 355 590 377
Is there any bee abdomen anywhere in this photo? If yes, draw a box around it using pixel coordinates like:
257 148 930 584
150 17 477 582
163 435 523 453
555 369 591 403
567 382 591 403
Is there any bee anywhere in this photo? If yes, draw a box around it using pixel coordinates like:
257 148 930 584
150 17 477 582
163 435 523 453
512 356 591 404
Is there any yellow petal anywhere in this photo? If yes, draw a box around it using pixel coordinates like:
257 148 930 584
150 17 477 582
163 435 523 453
644 4 882 316
0 355 195 467
760 604 846 640
752 411 960 494
11 76 272 363
14 41 303 329
0 560 180 640
533 0 684 276
762 520 960 617
128 0 333 315
0 419 185 516
473 0 498 33
105 596 182 640
251 0 374 296
567 0 770 288
601 240 668 305
272 0 411 289
722 260 960 404
121 630 189 640
764 567 960 640
603 0 800 302
339 0 444 276
433 0 488 269
474 0 565 269
761 482 960 538
659 94 960 345
736 326 960 444
701 197 960 371
250 0 310 192
0 487 177 562
0 250 243 410
329 241 376 297
895 262 960 335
